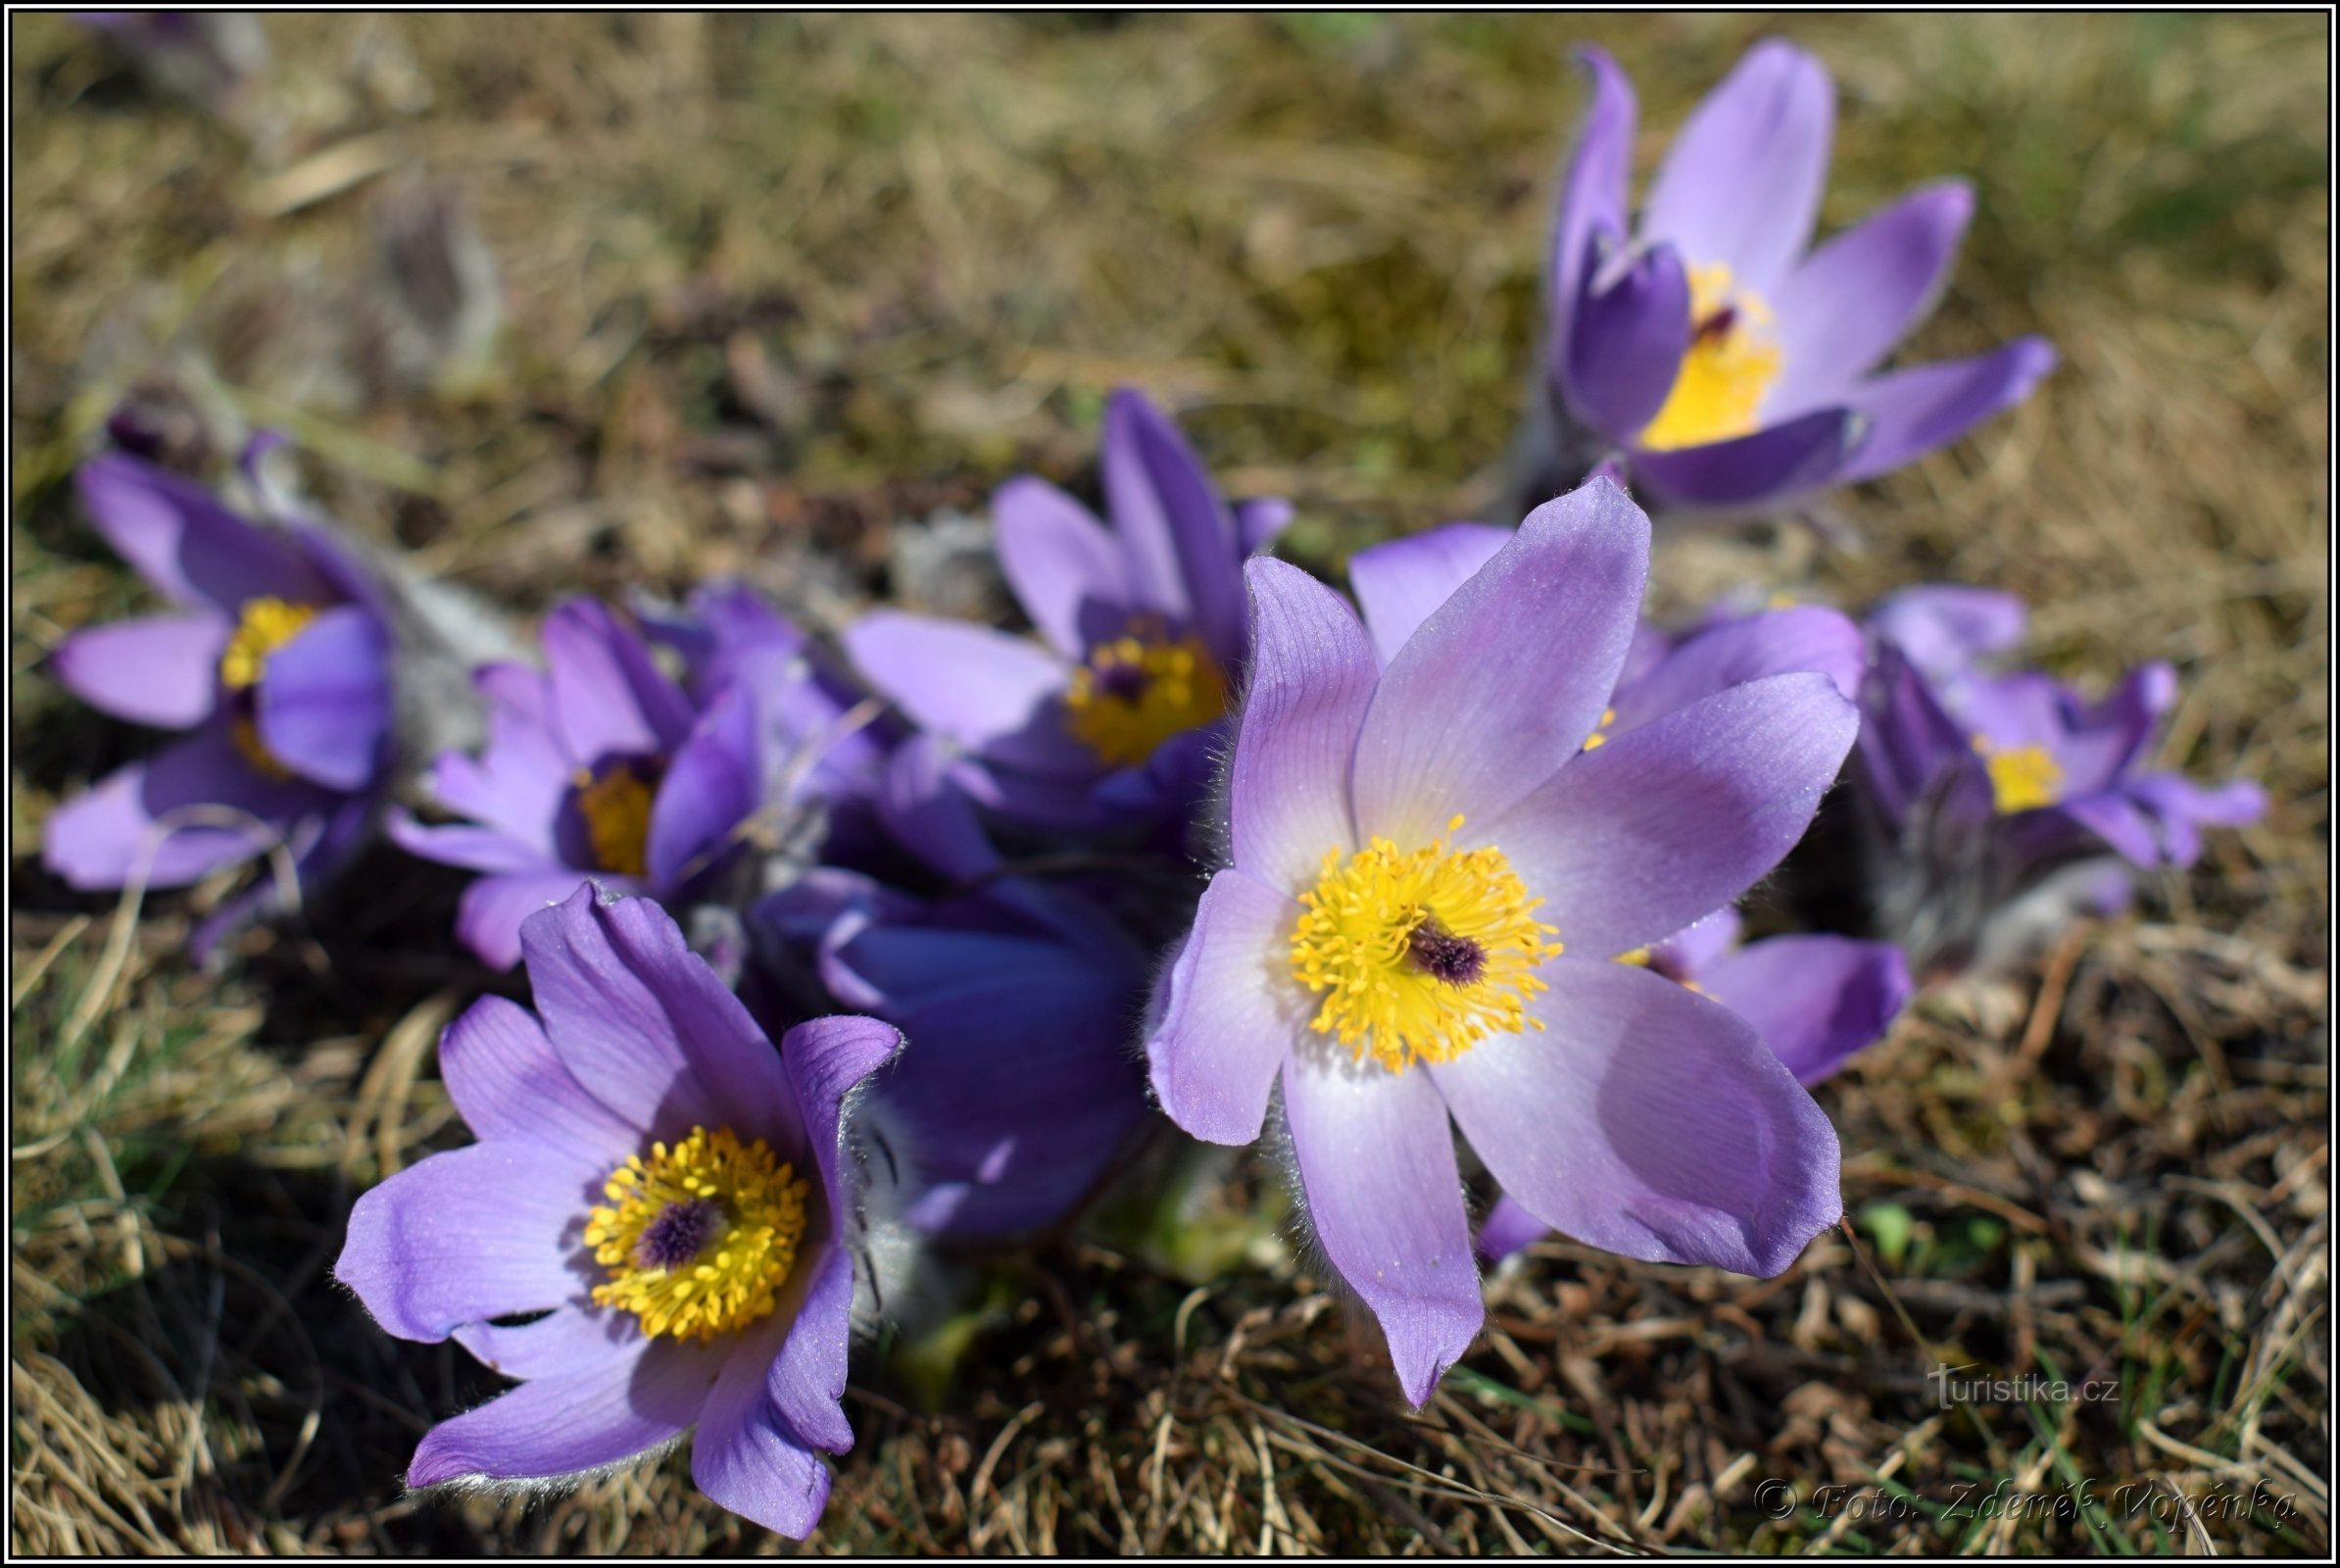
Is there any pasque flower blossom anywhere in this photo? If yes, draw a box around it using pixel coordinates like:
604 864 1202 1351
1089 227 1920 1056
335 886 900 1538
1145 479 1856 1402
846 388 1289 833
1857 593 2265 976
392 588 875 968
1525 39 2055 520
44 454 394 932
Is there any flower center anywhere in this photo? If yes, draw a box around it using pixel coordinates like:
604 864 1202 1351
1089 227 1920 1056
1289 816 1564 1073
1973 736 2064 814
1061 623 1228 768
1638 262 1782 452
572 760 662 877
585 1125 810 1343
219 597 318 690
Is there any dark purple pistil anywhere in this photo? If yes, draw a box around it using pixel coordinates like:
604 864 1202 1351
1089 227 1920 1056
1694 304 1737 344
633 1199 719 1270
1094 662 1152 705
1407 920 1487 987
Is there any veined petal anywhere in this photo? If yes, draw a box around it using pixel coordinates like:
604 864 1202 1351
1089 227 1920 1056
1838 338 2057 483
779 1014 902 1238
1146 869 1307 1146
1351 479 1647 848
1640 38 1834 296
438 993 646 1154
50 613 226 729
1227 559 1381 889
1283 1052 1481 1406
690 1310 834 1538
454 870 605 971
1483 671 1857 956
1432 958 1841 1275
1697 934 1912 1086
994 476 1129 661
1771 180 1974 408
1348 523 1513 669
1610 604 1865 733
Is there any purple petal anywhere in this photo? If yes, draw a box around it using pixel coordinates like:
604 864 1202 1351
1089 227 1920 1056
1146 869 1306 1146
778 1014 902 1238
994 476 1129 661
1351 479 1648 847
1346 522 1512 668
1629 407 1861 516
1697 935 1912 1085
1486 671 1858 956
1770 181 1974 408
1283 1053 1481 1407
74 454 328 613
542 598 697 768
2127 773 2267 867
333 1142 599 1342
1865 585 2028 679
1640 39 1834 296
409 1331 726 1491
1838 338 2057 483
1649 906 1743 979
425 662 571 853
1548 46 1638 377
455 870 605 970
50 612 226 729
1235 497 1294 555
1476 1194 1550 1266
2051 791 2167 867
1565 240 1691 443
1431 958 1841 1275
689 1311 833 1539
438 992 646 1153
1855 644 1982 832
41 722 328 891
877 732 1002 883
255 605 392 791
646 683 759 889
1227 559 1381 889
387 811 558 876
1610 604 1865 733
516 887 798 1149
844 612 1091 776
759 1246 856 1454
453 1304 638 1382
1101 388 1245 667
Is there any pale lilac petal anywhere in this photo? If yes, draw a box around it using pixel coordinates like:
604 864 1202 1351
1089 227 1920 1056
1146 869 1306 1146
452 1304 637 1382
455 870 606 970
779 1014 902 1233
542 598 697 767
2128 774 2266 867
1697 935 1912 1085
408 1332 727 1490
426 662 571 853
1351 479 1647 847
1610 604 1865 733
1346 522 1512 668
2052 792 2166 866
50 612 226 729
1565 241 1691 443
1865 585 2028 679
1431 959 1841 1275
1640 39 1834 296
1485 672 1857 956
438 993 645 1153
646 683 759 889
333 1143 598 1342
515 887 794 1147
1771 181 1974 407
41 723 326 891
254 605 392 791
1629 407 1860 515
1476 1194 1549 1265
1235 497 1294 555
993 476 1129 661
387 811 558 876
1283 1053 1481 1407
844 612 1092 776
1838 338 2057 483
1227 559 1381 889
1649 906 1742 978
1548 46 1638 375
690 1311 833 1539
75 455 328 613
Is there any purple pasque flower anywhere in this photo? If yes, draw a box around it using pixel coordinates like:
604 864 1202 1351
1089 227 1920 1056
845 387 1290 833
1144 479 1856 1404
1857 610 2266 976
391 590 856 969
1534 39 2055 520
1479 907 1911 1263
334 886 901 1539
43 454 394 919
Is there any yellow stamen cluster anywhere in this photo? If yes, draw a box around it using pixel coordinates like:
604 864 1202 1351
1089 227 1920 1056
1638 263 1783 453
574 762 659 877
584 1126 810 1343
1289 816 1563 1073
219 598 318 690
1061 625 1229 768
1973 736 2065 814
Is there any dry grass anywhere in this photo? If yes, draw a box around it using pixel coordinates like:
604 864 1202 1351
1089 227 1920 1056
9 12 2327 1555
